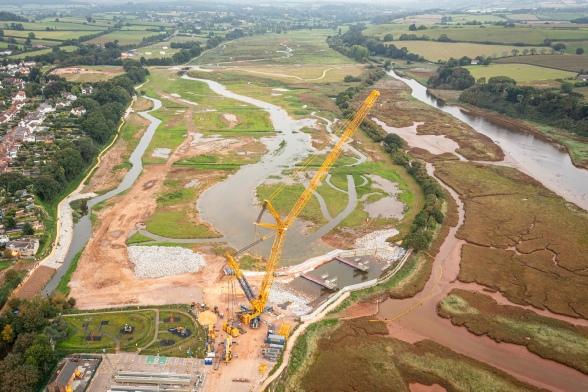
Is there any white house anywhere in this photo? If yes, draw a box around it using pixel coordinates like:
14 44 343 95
81 86 93 95
71 106 87 117
12 91 26 103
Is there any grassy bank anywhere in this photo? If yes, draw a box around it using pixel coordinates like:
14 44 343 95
439 289 588 375
276 318 542 392
55 248 84 296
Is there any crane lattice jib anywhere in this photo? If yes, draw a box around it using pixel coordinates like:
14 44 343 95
229 89 380 324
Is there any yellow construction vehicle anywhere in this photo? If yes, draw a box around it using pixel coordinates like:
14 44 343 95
225 90 380 327
277 322 291 338
222 320 240 337
224 336 233 363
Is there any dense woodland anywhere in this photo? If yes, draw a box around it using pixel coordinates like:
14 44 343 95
428 65 475 90
0 296 72 392
460 76 588 137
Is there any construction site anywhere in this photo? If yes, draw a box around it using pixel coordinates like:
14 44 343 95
57 86 411 391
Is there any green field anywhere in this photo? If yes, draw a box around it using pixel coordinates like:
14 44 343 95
465 63 576 82
58 308 205 357
496 54 588 72
89 30 166 46
0 21 105 31
142 310 206 358
59 310 157 353
395 41 543 61
8 45 77 59
3 29 92 41
365 24 588 45
192 29 350 66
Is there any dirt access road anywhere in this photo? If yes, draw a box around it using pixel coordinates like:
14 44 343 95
69 108 222 308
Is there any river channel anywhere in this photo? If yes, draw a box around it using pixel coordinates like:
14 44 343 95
388 69 588 211
42 97 163 295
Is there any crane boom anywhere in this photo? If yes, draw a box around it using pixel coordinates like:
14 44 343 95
226 89 380 326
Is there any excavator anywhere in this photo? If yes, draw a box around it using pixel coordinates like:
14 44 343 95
225 89 380 328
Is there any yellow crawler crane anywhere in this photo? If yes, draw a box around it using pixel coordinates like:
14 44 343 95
226 90 380 327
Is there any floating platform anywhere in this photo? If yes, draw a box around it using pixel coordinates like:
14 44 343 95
335 256 369 272
301 273 337 290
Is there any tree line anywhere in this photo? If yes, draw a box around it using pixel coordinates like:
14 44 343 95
23 27 244 67
460 76 588 137
335 66 445 252
328 24 424 63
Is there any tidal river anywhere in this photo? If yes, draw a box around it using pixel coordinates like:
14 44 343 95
375 70 588 391
388 69 588 211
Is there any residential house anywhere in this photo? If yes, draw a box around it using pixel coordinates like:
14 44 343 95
6 78 25 90
38 103 55 114
12 91 26 103
6 238 39 258
81 85 93 95
71 106 87 117
63 92 77 102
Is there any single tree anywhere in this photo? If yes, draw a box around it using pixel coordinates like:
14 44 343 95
22 223 34 236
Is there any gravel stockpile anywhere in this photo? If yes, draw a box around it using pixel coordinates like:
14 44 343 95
354 229 406 260
127 245 205 278
269 284 312 316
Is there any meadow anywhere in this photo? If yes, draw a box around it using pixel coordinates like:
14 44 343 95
191 29 350 66
89 30 166 46
395 41 544 61
465 63 576 82
496 54 588 72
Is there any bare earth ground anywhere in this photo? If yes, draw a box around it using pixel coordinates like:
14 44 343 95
72 132 210 308
84 110 150 194
13 265 56 300
70 109 264 309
